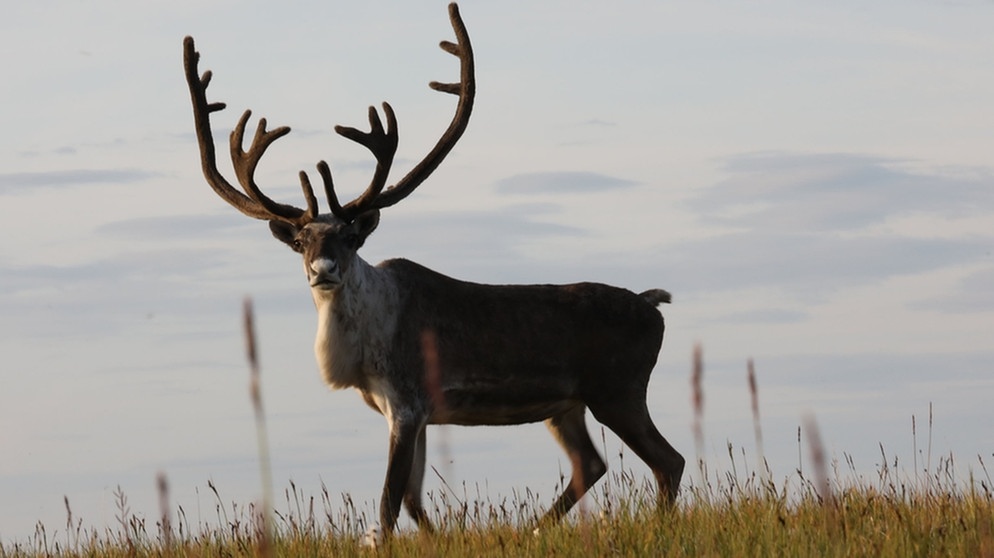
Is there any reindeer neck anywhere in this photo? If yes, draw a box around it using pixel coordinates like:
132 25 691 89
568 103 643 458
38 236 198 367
312 257 401 390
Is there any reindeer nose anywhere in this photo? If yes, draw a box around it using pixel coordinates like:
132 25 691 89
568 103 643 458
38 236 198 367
309 257 340 288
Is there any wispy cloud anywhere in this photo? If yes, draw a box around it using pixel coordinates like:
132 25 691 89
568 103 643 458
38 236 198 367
0 169 159 194
495 171 637 195
659 232 987 298
911 266 994 314
578 119 618 128
96 213 255 240
656 152 994 301
0 246 298 339
712 308 809 325
371 207 585 268
692 152 994 232
18 146 78 158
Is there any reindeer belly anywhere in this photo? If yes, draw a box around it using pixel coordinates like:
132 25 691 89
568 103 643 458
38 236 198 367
431 378 580 426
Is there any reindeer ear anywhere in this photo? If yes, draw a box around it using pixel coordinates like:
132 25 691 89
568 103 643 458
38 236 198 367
269 221 301 252
350 210 380 249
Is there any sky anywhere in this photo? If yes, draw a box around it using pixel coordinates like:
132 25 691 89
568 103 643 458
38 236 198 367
2 0 993 545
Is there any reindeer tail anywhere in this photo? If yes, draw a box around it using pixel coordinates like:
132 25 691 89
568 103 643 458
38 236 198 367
639 288 672 306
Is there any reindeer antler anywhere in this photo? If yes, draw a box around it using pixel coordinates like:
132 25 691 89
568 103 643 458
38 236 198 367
318 2 475 223
183 37 318 227
322 103 399 218
184 2 474 227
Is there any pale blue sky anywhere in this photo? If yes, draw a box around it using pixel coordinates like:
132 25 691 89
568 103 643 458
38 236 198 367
2 0 993 544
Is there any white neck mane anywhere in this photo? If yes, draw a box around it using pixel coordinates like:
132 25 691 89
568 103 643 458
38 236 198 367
312 258 400 390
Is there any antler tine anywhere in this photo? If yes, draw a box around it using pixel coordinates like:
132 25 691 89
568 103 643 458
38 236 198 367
313 160 345 216
368 2 475 211
229 110 317 224
296 170 321 222
328 103 399 221
183 36 314 227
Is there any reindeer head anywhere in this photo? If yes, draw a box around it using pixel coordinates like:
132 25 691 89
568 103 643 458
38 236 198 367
183 3 474 293
271 211 381 293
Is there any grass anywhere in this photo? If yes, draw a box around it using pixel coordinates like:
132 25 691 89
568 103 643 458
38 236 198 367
3 304 992 557
4 456 992 557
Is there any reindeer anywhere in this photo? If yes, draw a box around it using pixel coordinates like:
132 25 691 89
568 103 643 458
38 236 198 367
183 3 684 535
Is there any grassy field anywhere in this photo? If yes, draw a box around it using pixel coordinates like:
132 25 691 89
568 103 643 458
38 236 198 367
3 454 992 557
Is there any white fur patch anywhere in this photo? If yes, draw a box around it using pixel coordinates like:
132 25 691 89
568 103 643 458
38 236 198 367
310 257 337 273
313 258 400 390
309 257 340 287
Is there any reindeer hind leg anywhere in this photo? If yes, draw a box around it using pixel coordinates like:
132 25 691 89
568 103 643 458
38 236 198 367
540 405 607 525
591 401 684 506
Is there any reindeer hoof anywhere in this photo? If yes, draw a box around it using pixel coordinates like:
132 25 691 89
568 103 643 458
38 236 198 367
362 525 381 549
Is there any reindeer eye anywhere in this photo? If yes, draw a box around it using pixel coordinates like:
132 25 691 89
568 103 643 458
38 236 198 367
292 238 304 252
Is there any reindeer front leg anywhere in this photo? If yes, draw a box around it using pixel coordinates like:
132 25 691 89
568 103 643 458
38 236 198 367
403 425 434 531
380 414 427 534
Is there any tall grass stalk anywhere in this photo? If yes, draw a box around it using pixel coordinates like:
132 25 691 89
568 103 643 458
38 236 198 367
243 297 273 556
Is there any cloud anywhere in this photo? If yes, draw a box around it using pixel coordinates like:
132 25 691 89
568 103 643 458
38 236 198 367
0 246 296 339
0 169 159 194
18 146 77 158
911 265 994 314
692 152 994 232
578 119 618 128
730 351 994 394
96 213 256 240
494 171 638 195
369 206 586 280
658 232 988 298
656 152 994 300
711 308 809 325
0 249 224 299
